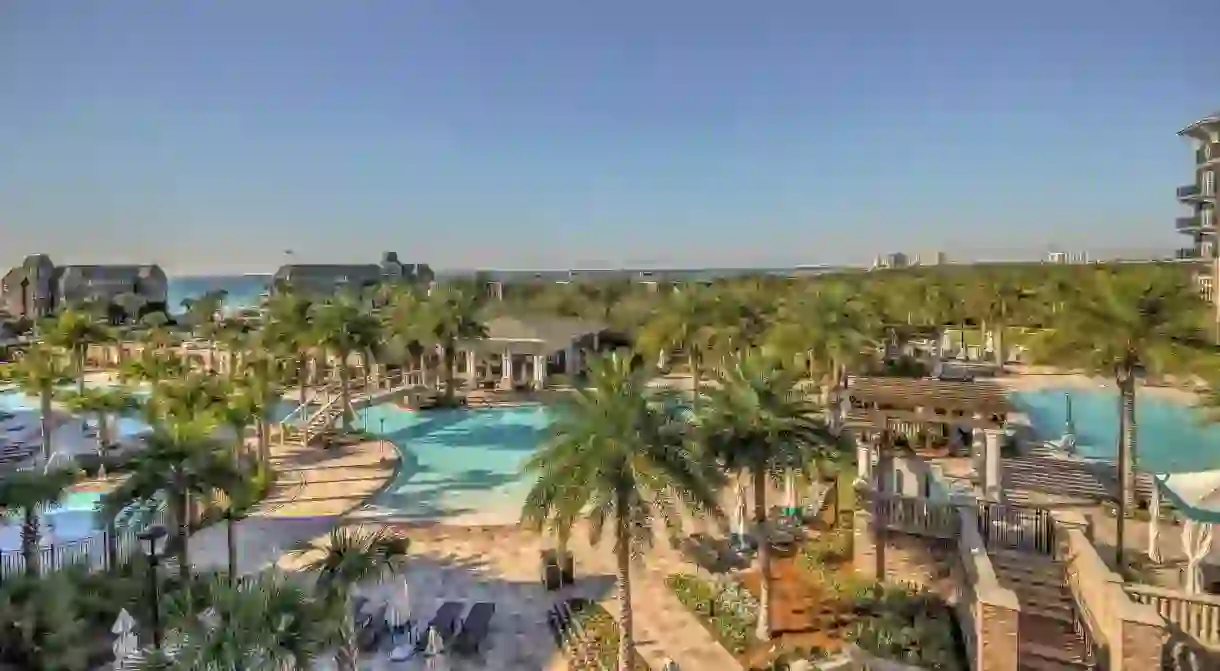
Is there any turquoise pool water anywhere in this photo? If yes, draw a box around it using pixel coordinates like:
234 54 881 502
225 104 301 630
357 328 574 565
359 405 553 520
1010 388 1220 473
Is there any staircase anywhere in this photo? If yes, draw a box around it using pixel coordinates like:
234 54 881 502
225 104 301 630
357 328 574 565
988 549 1096 670
279 381 351 445
1002 447 1165 510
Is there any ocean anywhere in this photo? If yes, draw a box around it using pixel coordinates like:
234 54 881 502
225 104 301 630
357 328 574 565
167 275 271 313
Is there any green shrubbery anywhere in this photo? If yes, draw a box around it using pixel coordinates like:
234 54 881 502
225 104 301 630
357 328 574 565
846 584 962 670
568 601 651 671
665 573 757 654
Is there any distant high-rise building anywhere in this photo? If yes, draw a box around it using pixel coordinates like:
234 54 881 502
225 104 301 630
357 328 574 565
1046 251 1089 264
1176 111 1219 261
872 252 910 270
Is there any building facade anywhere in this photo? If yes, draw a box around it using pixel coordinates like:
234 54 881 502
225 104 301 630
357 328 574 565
271 251 434 297
1177 111 1220 261
0 254 168 320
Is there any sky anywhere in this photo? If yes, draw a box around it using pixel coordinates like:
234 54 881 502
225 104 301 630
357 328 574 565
1 1 1216 275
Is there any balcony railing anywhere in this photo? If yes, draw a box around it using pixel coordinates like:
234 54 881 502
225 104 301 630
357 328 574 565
1179 184 1202 199
1197 143 1220 165
1176 247 1205 260
1177 216 1203 230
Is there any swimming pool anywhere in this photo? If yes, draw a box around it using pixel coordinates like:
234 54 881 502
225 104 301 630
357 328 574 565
358 405 552 522
1010 388 1220 473
0 490 104 550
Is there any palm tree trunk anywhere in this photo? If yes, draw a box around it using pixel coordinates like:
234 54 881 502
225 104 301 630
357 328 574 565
76 347 87 396
226 511 237 583
1116 372 1136 571
689 349 700 410
104 517 118 570
339 353 353 430
21 508 40 578
336 598 359 671
993 324 1005 367
257 420 270 471
752 467 772 641
39 390 52 463
96 412 111 453
614 510 635 671
297 354 309 408
443 338 457 402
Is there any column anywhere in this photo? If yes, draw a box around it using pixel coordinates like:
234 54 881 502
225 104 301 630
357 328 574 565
502 350 513 389
855 436 874 486
466 350 477 388
533 355 545 390
971 424 986 491
982 428 1004 502
564 344 578 376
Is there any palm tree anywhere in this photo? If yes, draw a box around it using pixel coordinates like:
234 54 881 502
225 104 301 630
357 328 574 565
118 346 187 385
698 350 842 641
292 526 410 671
379 286 432 386
964 272 1026 367
263 283 316 408
419 286 486 404
521 352 722 670
0 345 74 462
41 308 112 395
0 469 77 577
113 291 149 326
1031 265 1207 570
142 570 334 669
59 386 139 455
103 415 243 584
237 346 286 470
636 286 714 407
309 293 382 430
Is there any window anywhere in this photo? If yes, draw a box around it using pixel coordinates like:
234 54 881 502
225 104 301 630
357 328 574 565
1205 171 1217 196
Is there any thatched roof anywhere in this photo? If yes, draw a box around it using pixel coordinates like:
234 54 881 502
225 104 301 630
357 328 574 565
846 377 1011 414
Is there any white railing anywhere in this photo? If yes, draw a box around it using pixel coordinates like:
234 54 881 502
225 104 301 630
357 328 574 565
0 507 169 579
1125 584 1220 649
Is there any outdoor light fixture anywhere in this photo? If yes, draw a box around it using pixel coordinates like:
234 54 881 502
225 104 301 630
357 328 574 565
137 525 169 651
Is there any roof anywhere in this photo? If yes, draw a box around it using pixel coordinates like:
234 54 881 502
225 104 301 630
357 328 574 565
1178 111 1220 136
483 316 606 351
1156 471 1220 524
846 377 1012 414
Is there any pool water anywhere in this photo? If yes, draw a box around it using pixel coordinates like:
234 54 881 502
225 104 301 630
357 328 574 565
0 491 104 550
358 405 553 521
1011 388 1220 473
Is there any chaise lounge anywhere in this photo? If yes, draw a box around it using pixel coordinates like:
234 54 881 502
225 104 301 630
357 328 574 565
451 602 495 654
415 601 465 651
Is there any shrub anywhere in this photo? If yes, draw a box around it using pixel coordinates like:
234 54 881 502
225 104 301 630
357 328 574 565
568 601 650 671
845 584 964 671
665 573 755 654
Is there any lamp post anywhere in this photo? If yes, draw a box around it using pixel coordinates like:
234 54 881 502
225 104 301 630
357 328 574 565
379 418 387 462
137 525 168 652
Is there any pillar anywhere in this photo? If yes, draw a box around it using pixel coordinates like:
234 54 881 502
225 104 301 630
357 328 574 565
502 350 514 389
564 344 578 376
855 436 874 486
982 428 1003 502
533 355 545 390
466 350 477 388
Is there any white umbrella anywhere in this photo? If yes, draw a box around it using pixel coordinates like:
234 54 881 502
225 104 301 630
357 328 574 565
784 470 797 514
111 608 138 670
662 659 680 671
1183 519 1215 594
425 625 445 655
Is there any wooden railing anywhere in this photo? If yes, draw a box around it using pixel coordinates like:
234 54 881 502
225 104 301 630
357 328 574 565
868 491 958 539
1125 584 1220 649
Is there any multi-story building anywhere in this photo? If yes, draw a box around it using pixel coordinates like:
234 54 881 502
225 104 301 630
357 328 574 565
271 251 434 297
871 252 910 270
1046 251 1089 264
0 254 168 320
1176 111 1220 261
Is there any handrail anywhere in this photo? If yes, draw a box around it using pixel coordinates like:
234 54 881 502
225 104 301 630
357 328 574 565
278 379 342 427
1125 583 1220 649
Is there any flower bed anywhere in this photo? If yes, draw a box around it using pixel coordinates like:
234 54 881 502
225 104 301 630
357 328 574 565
566 600 651 671
665 573 757 654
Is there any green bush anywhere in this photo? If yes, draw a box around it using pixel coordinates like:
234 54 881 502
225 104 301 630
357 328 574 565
665 573 754 654
846 584 963 671
567 601 650 670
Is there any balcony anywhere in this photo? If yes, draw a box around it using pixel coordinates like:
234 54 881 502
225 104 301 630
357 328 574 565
1176 247 1205 260
1178 184 1201 199
1196 143 1220 165
1177 215 1206 231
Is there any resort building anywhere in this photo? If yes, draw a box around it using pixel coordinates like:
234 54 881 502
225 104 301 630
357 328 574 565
0 254 168 319
1046 250 1090 264
1177 110 1220 263
271 251 433 297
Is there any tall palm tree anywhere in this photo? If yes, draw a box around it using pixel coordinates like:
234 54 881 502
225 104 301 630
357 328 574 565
141 570 334 670
118 346 187 385
263 283 316 408
636 286 714 407
103 415 243 584
309 293 382 430
0 469 77 577
698 350 842 641
419 286 486 404
379 286 432 385
1031 265 1207 570
766 283 876 407
237 345 286 470
292 526 410 671
521 352 722 671
0 345 74 462
41 308 112 395
965 272 1026 367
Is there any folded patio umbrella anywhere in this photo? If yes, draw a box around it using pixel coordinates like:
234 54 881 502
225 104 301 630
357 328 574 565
1154 471 1220 593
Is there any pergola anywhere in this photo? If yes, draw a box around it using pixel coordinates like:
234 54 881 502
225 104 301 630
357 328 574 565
459 316 608 391
845 377 1011 445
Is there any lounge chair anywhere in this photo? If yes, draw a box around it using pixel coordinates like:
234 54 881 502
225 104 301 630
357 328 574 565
452 602 495 654
540 550 562 591
356 603 388 652
559 550 575 586
415 601 465 651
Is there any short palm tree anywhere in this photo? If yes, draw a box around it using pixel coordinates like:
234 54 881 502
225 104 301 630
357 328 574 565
142 570 333 670
419 286 486 404
521 352 722 671
263 283 316 408
103 415 243 584
309 293 382 429
766 283 876 406
40 308 112 395
1030 265 1207 570
292 526 410 671
0 469 77 577
0 345 74 462
59 386 140 454
698 349 842 641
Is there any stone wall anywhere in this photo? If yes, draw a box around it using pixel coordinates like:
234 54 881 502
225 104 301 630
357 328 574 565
851 507 955 600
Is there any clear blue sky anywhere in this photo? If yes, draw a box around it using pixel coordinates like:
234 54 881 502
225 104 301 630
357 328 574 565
1 1 1215 274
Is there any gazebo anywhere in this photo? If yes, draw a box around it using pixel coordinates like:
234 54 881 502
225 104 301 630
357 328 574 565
458 316 608 391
